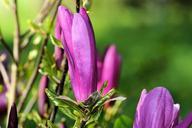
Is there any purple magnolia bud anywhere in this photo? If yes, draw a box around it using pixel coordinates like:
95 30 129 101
97 45 121 95
54 46 64 68
38 76 49 117
0 52 8 114
133 87 181 128
8 103 18 128
0 92 7 114
58 6 97 102
54 17 64 68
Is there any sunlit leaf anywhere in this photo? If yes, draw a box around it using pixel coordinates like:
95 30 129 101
28 49 38 60
26 111 42 124
47 120 58 128
45 89 85 119
50 35 63 48
105 96 126 104
59 107 77 119
83 0 93 11
92 89 116 111
28 20 46 35
39 47 60 84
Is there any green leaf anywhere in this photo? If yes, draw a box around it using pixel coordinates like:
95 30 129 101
28 49 38 60
86 107 103 127
83 0 93 11
113 115 132 128
105 96 126 104
45 89 85 119
99 81 108 95
92 89 116 111
26 111 42 124
59 107 77 119
50 35 63 48
47 120 58 128
28 20 46 35
56 96 84 114
83 91 101 108
39 47 60 84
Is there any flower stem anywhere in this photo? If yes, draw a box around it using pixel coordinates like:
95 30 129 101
76 0 80 12
13 0 20 63
49 60 69 122
0 29 17 64
7 0 20 125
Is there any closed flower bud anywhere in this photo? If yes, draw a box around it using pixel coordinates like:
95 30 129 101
97 45 121 95
57 6 97 102
54 46 64 69
38 76 49 117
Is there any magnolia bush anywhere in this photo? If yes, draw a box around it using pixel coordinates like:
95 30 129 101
0 0 192 128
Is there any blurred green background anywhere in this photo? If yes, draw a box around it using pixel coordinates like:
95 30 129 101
1 0 192 121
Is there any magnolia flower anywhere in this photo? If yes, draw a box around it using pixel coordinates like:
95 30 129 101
57 6 97 102
134 87 192 128
97 45 121 95
38 76 49 117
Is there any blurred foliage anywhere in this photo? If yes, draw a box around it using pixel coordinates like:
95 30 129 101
0 0 192 126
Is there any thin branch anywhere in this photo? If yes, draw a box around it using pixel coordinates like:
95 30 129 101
20 0 58 49
6 0 21 118
0 29 17 64
0 59 10 88
13 0 21 62
20 0 57 38
35 0 58 23
17 35 49 112
49 61 68 122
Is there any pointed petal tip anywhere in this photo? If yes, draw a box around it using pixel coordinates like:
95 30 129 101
8 103 18 128
58 5 68 12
